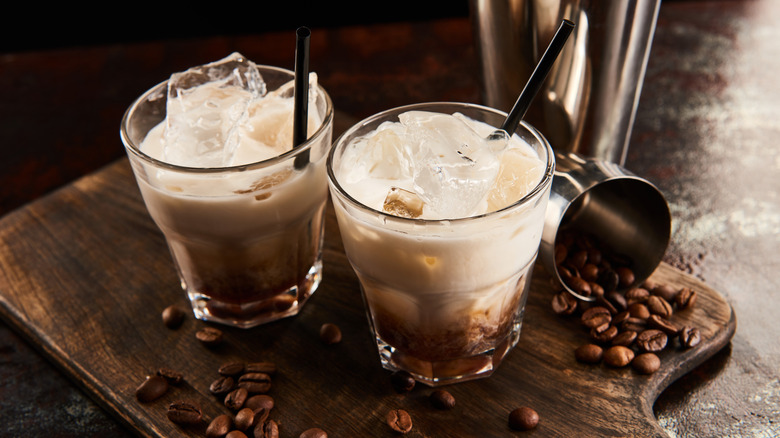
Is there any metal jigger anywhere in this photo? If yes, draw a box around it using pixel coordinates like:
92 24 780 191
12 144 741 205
540 152 672 300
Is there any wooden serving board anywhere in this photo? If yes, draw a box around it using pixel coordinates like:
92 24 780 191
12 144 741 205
0 159 735 437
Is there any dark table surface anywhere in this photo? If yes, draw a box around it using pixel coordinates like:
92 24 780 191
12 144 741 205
1 1 778 436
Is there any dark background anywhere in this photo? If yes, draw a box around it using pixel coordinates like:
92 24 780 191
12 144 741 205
3 1 471 53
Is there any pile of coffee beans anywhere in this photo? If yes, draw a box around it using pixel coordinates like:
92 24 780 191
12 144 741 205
554 278 701 373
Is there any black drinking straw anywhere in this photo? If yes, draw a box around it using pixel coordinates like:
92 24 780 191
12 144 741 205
293 26 311 170
499 19 575 136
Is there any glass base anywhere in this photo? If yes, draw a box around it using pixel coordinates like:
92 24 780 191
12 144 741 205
375 320 523 387
187 260 322 329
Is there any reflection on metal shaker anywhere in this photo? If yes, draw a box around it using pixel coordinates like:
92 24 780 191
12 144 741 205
470 0 661 164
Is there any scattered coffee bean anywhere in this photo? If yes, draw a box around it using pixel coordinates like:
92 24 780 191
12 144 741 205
256 419 279 438
235 408 256 431
226 431 248 438
245 362 278 375
646 295 673 318
628 303 650 319
652 284 679 302
590 323 619 343
581 306 612 329
162 305 185 329
679 326 702 348
135 375 169 402
225 387 249 411
508 406 539 431
197 327 224 347
206 414 233 438
210 376 236 396
603 345 634 367
625 287 649 305
632 353 661 374
636 329 668 353
574 344 603 364
430 389 456 410
676 287 697 309
551 291 578 315
167 401 202 425
319 323 342 344
300 427 328 438
238 372 272 394
156 367 183 386
611 330 637 347
647 314 680 336
390 370 416 393
245 394 274 412
252 407 271 427
386 409 413 434
219 361 246 376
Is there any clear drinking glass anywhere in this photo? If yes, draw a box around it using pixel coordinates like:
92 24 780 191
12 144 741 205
120 65 334 328
327 102 554 385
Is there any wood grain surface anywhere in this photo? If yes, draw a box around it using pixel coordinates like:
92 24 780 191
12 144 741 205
0 158 735 437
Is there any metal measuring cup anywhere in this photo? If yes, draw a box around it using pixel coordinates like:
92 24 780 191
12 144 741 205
540 152 671 300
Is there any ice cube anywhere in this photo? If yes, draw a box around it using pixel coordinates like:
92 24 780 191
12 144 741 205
163 53 266 167
383 187 425 218
401 112 502 218
486 147 545 212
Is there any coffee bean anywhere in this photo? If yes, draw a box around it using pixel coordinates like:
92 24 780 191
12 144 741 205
319 323 342 345
603 345 634 367
508 406 539 431
225 387 249 411
628 303 650 320
606 291 627 312
551 291 578 315
167 401 202 425
135 375 169 402
245 394 274 412
581 306 612 329
646 295 673 318
156 368 183 386
647 314 680 336
554 243 568 264
227 431 248 438
621 317 647 333
652 284 678 302
599 269 620 293
569 249 588 270
390 370 416 393
219 361 245 376
235 408 256 431
430 389 456 410
255 419 279 438
574 344 603 364
567 276 592 297
632 353 661 374
238 373 272 394
676 287 697 309
581 263 600 282
252 407 271 427
611 310 630 326
206 414 233 438
386 409 413 434
197 327 224 347
589 282 606 299
162 305 185 329
300 428 328 438
611 330 637 347
637 329 668 353
679 326 701 348
616 267 635 288
210 376 236 396
625 287 649 305
590 324 618 343
245 362 277 375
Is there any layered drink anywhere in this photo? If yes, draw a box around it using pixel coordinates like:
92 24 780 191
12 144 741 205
121 53 333 328
327 103 554 385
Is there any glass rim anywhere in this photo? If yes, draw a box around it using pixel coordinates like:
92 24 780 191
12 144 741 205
326 101 555 225
119 64 334 175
